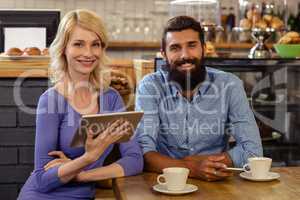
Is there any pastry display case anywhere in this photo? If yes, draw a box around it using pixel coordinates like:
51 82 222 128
169 0 223 42
234 0 288 58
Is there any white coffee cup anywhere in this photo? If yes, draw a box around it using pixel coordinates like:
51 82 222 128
157 167 189 191
243 157 272 179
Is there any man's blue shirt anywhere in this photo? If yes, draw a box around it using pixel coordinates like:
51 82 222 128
135 67 263 167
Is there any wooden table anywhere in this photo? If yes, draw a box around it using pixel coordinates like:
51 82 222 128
112 167 300 200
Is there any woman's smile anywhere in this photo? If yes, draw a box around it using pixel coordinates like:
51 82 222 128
76 58 97 68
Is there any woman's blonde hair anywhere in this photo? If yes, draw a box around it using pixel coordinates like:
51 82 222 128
49 9 110 90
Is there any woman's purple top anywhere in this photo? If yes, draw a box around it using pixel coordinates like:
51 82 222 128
17 87 143 200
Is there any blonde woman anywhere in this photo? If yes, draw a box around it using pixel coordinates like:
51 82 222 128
18 9 143 200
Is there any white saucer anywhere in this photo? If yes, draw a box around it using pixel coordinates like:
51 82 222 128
153 184 198 195
240 171 280 182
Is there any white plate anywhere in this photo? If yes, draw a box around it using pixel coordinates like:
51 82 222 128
152 184 198 195
240 172 280 182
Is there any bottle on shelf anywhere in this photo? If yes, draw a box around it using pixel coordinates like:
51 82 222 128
295 3 300 32
226 7 236 31
226 7 236 43
287 13 296 31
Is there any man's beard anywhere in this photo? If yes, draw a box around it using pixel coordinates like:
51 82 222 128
165 57 206 91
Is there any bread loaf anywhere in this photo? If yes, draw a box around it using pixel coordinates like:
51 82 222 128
277 32 300 44
41 48 49 56
23 47 41 56
5 47 23 56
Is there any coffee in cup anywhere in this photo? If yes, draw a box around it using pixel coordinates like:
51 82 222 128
157 167 189 191
243 157 272 179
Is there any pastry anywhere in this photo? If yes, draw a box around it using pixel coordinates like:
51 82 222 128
270 17 284 30
291 37 300 44
277 36 292 44
254 19 268 29
246 9 261 23
23 47 41 56
205 42 218 57
5 47 23 56
285 31 300 38
263 15 273 24
240 9 285 31
240 18 252 30
277 32 300 44
41 48 49 56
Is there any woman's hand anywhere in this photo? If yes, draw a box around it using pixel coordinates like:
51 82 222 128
44 151 71 171
116 118 134 142
84 119 133 163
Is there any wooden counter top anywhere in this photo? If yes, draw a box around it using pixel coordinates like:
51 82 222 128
0 59 49 78
0 59 136 78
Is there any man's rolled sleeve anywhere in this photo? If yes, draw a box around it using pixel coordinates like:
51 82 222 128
227 77 263 167
135 113 159 154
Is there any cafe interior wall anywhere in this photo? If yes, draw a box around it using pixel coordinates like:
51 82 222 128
0 0 300 59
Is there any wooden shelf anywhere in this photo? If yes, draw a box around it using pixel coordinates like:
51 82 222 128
216 43 274 49
108 41 160 50
107 41 273 50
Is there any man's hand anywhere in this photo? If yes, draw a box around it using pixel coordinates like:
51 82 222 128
144 151 233 182
184 152 233 165
44 151 71 171
184 153 233 181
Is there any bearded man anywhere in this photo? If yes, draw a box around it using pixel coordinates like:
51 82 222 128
135 16 262 181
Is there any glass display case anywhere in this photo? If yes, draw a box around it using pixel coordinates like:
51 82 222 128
234 0 288 58
169 0 224 42
169 0 221 25
238 0 288 31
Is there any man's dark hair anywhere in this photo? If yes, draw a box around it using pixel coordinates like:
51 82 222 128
161 16 205 53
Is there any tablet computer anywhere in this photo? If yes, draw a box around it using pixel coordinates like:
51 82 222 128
70 111 144 148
